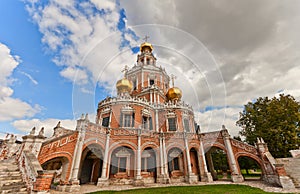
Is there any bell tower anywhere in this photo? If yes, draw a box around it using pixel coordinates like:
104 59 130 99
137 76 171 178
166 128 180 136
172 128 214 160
125 37 172 104
137 36 156 66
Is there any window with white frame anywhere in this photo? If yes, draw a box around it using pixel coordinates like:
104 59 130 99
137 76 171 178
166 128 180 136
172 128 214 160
142 116 153 130
168 117 177 131
184 118 190 132
102 116 110 127
120 112 135 128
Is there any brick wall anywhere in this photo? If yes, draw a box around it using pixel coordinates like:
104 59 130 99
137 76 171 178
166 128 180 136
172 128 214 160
33 171 55 192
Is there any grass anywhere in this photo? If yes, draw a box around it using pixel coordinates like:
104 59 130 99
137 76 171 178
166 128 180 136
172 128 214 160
89 184 283 194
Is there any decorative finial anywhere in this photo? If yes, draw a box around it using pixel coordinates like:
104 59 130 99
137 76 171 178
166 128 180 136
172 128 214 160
121 65 129 77
143 35 150 42
56 121 61 128
257 137 261 144
85 113 89 121
170 74 177 87
81 113 85 120
222 125 226 130
39 127 44 136
30 127 36 135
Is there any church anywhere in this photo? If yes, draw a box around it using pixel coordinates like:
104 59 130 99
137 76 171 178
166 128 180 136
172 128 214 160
0 40 297 193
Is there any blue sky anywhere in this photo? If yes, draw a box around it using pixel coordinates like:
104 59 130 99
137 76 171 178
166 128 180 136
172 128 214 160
1 0 300 138
0 1 73 117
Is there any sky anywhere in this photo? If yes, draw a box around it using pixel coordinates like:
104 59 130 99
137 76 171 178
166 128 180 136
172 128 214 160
0 0 300 139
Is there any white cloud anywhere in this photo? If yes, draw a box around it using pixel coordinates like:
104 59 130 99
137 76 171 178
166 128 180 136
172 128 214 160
12 118 77 137
119 0 300 134
60 67 88 85
24 0 127 87
90 0 116 11
0 42 41 121
23 0 300 136
19 71 38 85
0 98 41 121
0 43 20 85
195 106 243 137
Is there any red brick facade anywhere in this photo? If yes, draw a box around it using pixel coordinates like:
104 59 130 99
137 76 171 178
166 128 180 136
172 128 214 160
33 41 280 190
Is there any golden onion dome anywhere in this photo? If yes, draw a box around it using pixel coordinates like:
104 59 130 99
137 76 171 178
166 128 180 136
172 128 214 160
116 78 133 93
166 87 182 101
140 42 153 52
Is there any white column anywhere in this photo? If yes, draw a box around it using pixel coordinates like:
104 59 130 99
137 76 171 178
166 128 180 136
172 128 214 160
160 75 162 89
162 135 169 175
155 110 159 132
141 71 144 88
136 130 142 179
184 133 192 175
159 136 165 175
150 90 153 103
70 121 86 182
100 130 111 179
223 134 239 174
108 111 112 127
199 137 208 174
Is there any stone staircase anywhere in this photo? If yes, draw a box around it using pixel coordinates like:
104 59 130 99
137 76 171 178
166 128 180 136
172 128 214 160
0 157 28 194
277 158 300 188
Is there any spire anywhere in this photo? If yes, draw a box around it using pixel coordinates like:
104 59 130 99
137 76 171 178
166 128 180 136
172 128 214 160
56 121 61 128
39 127 45 136
170 74 177 87
30 127 36 135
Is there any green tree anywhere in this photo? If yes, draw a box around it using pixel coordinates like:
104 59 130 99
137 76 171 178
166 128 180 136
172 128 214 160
236 94 300 158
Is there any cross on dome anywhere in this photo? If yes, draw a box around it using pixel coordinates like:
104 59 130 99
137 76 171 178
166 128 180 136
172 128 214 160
121 65 129 77
143 35 150 42
170 74 177 87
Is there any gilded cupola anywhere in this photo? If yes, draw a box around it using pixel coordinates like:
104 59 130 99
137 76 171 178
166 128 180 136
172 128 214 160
166 74 182 102
116 65 133 95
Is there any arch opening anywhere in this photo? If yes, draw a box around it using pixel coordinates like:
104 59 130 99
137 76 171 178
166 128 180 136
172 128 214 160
79 144 103 184
41 156 69 184
109 146 135 179
205 147 230 181
237 156 262 181
167 147 184 180
141 147 157 183
190 148 200 181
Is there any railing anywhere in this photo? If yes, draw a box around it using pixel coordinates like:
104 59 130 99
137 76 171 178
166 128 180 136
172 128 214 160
98 96 193 111
18 150 41 192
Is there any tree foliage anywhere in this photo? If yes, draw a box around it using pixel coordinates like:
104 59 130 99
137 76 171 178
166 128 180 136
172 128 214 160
237 94 300 158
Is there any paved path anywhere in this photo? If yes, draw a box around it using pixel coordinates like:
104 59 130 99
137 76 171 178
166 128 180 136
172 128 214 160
50 181 300 194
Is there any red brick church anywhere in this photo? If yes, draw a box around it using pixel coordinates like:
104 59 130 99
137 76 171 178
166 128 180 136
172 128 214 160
0 41 298 193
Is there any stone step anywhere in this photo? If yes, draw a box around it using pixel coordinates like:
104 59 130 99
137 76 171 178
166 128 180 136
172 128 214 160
0 164 19 171
0 176 22 180
0 179 23 186
0 182 27 190
0 172 22 177
0 187 27 194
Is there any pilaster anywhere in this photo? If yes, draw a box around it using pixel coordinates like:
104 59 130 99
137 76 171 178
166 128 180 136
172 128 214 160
221 128 244 183
97 128 111 187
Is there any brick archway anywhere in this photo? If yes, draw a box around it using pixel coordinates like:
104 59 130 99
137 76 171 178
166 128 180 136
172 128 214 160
79 143 104 184
235 152 265 179
40 152 72 182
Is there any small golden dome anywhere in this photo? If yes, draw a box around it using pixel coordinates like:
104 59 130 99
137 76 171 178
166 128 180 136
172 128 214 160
166 87 182 101
140 42 153 52
116 78 133 93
